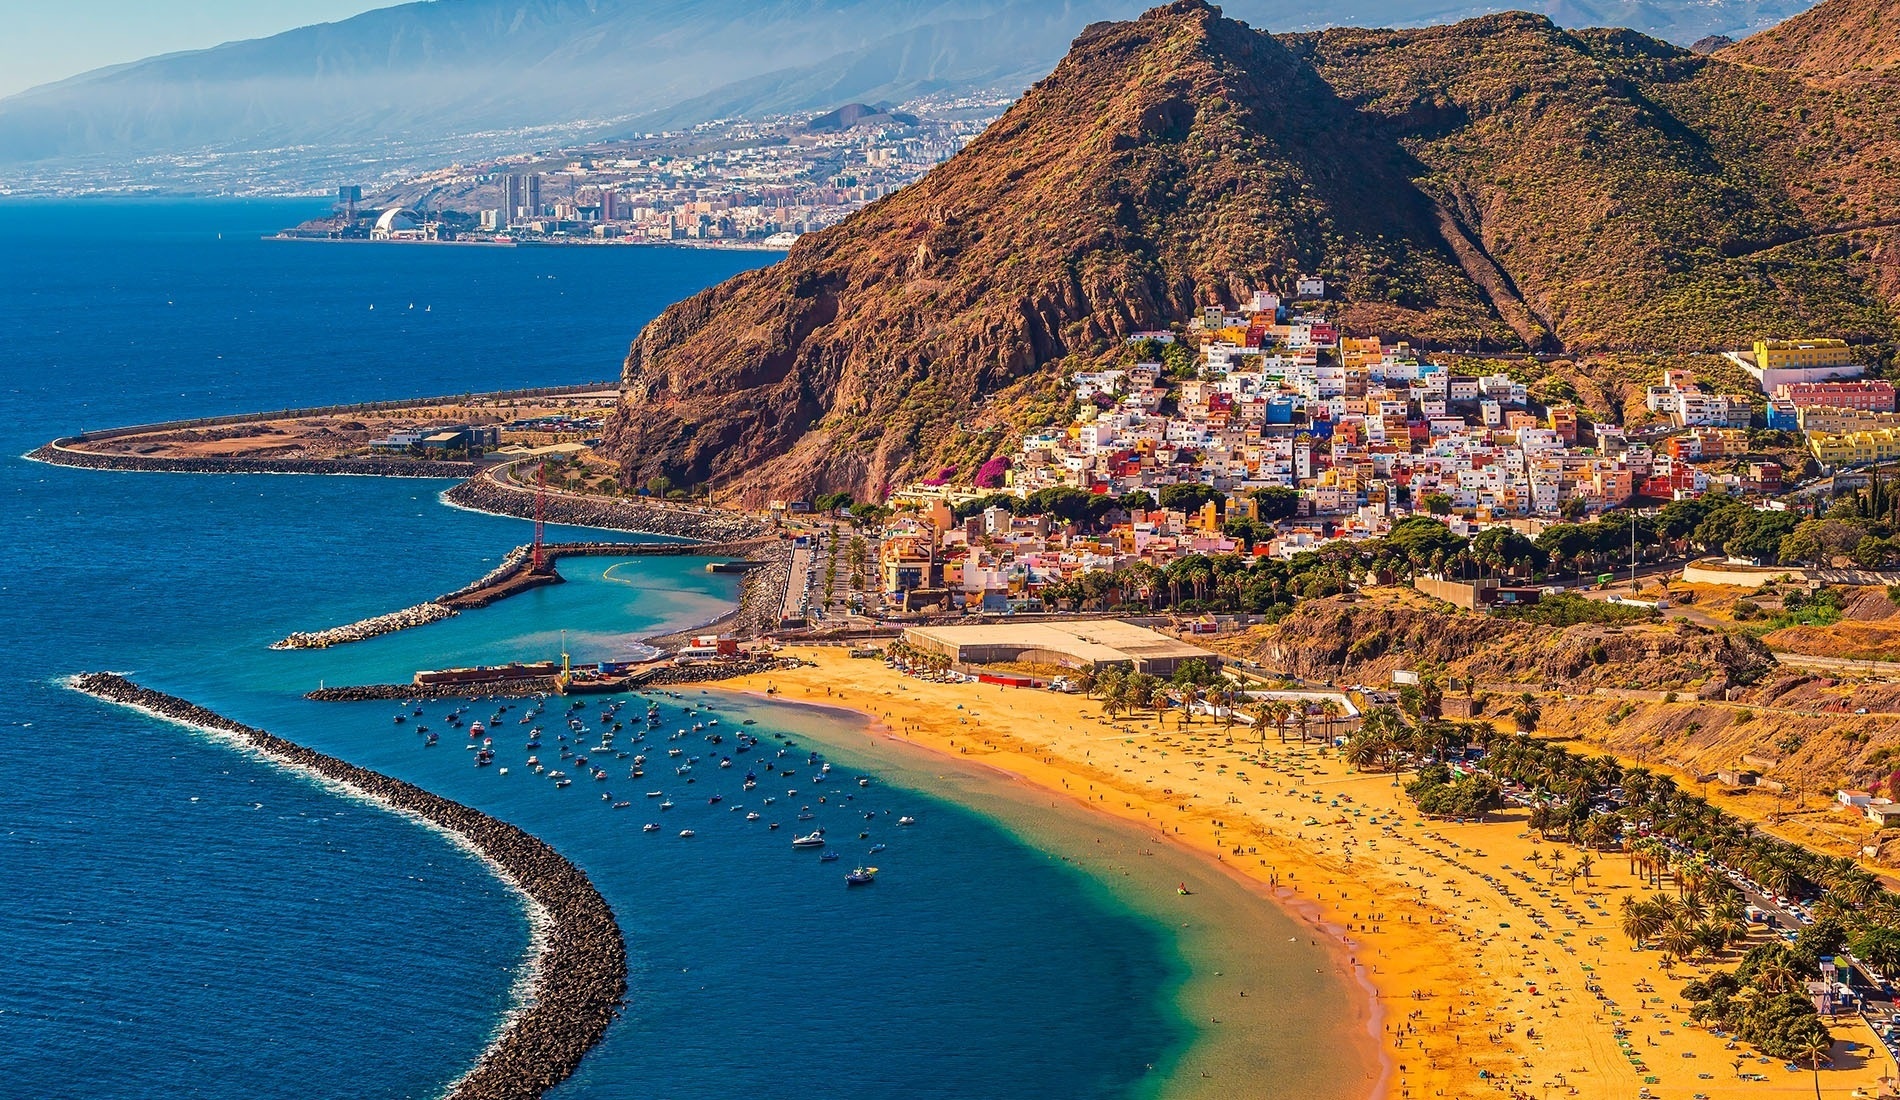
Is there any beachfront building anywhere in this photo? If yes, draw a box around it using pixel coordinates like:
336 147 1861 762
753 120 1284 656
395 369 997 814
901 620 1220 676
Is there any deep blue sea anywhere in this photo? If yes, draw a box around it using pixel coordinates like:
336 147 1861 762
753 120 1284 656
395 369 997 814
0 200 1358 1100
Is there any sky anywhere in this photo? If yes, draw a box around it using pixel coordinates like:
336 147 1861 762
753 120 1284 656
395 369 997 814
0 0 380 99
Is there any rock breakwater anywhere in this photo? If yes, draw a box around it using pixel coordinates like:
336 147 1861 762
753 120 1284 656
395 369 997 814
445 471 766 542
306 679 564 702
29 440 488 478
271 602 458 650
70 673 625 1100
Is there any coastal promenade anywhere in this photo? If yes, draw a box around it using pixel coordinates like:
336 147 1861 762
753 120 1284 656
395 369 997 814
723 650 1895 1100
70 673 626 1100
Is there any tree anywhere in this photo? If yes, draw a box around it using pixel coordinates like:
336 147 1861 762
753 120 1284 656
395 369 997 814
1795 1031 1830 1100
1158 483 1223 515
1249 486 1302 523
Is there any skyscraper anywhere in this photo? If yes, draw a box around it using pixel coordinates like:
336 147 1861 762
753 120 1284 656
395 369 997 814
500 172 543 225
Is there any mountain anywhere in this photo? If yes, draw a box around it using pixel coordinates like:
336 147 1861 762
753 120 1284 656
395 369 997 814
598 0 1900 502
0 0 1824 190
805 104 921 132
1719 0 1900 75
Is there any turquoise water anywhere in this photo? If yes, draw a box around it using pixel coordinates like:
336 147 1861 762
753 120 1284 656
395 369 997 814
0 201 1216 1099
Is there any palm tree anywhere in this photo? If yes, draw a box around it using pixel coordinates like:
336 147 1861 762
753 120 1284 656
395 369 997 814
1795 1032 1831 1100
1319 698 1343 747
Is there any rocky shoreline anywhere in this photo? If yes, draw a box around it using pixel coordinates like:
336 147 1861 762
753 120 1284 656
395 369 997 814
69 673 626 1100
29 440 489 478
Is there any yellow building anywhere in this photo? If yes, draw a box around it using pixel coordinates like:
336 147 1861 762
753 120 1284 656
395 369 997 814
1809 426 1900 466
1755 338 1853 372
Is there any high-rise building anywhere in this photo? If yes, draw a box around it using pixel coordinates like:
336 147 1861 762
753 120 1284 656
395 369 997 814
500 173 543 225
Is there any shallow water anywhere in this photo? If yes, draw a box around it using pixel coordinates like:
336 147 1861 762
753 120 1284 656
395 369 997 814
0 199 1364 1099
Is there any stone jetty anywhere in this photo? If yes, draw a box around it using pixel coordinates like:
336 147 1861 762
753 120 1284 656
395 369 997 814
306 679 563 702
445 470 766 542
270 602 458 650
270 537 788 651
29 439 489 478
70 673 626 1100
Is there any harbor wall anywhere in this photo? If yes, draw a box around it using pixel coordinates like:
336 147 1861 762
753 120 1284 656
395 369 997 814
28 440 491 478
70 673 626 1100
443 471 767 543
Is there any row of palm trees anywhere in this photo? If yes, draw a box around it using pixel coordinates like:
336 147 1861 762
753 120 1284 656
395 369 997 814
1618 890 1751 966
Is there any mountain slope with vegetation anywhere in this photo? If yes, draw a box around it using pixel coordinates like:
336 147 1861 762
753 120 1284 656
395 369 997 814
604 0 1900 501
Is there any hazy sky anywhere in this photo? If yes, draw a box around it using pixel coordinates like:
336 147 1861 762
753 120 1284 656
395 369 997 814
0 1 379 98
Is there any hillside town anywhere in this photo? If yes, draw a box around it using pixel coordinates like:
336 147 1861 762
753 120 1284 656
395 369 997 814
280 98 1006 247
846 292 1889 617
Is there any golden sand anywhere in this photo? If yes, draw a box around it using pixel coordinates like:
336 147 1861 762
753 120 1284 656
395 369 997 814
727 648 1895 1100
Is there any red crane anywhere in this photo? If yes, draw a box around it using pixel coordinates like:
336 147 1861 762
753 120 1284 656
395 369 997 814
532 464 547 572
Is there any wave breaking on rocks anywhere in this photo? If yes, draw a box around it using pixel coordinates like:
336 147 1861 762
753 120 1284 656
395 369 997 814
69 672 627 1100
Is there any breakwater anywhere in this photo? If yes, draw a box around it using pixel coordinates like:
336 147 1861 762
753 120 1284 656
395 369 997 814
305 657 803 701
269 537 789 652
27 439 492 478
307 679 565 702
445 470 766 542
271 602 459 650
69 673 626 1100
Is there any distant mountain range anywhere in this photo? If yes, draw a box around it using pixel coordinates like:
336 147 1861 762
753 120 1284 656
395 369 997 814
0 0 1826 192
597 0 1900 501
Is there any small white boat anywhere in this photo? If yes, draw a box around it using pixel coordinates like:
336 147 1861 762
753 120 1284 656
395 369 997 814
659 800 674 810
643 823 660 832
679 829 695 838
791 830 827 848
746 812 761 821
498 767 509 776
898 816 917 826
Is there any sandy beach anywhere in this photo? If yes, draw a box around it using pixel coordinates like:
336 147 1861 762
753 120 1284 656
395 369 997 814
726 648 1896 1100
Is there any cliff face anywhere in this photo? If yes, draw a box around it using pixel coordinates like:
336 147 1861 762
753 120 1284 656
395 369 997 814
602 0 1900 501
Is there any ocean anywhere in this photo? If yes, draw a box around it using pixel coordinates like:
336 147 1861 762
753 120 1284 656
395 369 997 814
0 200 1362 1100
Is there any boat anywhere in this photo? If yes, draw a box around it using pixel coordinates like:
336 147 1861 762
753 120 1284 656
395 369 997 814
659 799 674 810
394 715 405 724
791 831 827 848
643 823 660 832
858 777 870 787
613 800 630 809
897 816 917 826
425 733 438 746
845 867 878 886
708 794 723 804
555 779 572 788
820 851 840 863
745 812 761 821
498 767 509 776
679 830 695 838
869 843 886 854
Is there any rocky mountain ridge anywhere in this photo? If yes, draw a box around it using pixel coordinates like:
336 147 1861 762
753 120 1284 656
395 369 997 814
602 0 1900 501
